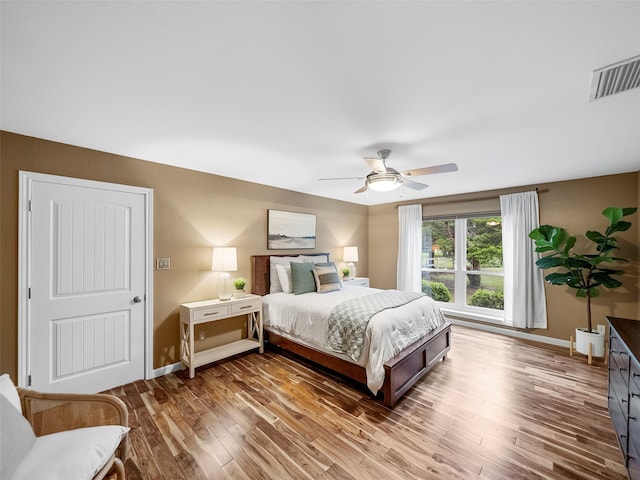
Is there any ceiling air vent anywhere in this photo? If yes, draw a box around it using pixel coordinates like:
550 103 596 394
589 54 640 101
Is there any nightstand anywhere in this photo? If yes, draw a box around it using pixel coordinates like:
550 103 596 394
343 277 370 287
180 294 263 378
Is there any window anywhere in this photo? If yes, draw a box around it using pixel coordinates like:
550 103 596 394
422 214 504 318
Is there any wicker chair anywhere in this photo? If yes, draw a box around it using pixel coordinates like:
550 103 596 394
0 373 129 480
18 387 129 480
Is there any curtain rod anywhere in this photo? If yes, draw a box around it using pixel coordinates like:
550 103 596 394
395 188 549 208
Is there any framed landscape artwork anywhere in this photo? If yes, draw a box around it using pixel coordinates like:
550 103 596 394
268 210 316 249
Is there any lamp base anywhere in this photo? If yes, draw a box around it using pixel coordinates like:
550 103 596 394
216 272 233 301
347 262 357 279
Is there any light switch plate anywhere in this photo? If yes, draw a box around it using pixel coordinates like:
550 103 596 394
597 324 605 334
156 258 170 270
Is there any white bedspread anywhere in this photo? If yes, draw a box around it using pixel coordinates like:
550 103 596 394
262 285 447 394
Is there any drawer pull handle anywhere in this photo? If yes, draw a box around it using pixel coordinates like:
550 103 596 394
633 393 640 398
204 311 221 316
621 351 629 356
620 367 628 372
240 305 253 310
633 373 640 378
622 398 628 403
631 416 637 421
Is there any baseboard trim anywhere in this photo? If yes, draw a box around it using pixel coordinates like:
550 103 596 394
151 362 183 379
449 318 569 348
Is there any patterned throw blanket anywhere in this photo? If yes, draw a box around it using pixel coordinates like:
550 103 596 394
326 290 425 361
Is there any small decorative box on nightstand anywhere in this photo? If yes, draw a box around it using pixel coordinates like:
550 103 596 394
343 277 370 287
180 294 263 378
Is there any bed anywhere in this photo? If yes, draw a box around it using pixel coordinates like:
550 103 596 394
251 253 452 407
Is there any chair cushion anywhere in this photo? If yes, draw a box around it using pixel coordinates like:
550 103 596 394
0 394 36 480
0 373 22 412
10 424 130 480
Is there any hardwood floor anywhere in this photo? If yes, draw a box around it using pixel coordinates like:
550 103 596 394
106 326 627 479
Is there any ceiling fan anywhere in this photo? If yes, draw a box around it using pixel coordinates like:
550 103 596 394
319 149 458 194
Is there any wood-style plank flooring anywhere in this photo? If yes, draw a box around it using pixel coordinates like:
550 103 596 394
106 326 627 479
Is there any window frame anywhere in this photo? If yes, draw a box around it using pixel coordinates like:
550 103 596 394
422 213 505 322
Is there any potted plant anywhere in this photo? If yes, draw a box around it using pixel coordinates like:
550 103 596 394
233 277 247 298
529 206 636 357
342 268 350 279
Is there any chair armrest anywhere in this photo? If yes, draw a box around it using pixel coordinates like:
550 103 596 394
17 388 129 459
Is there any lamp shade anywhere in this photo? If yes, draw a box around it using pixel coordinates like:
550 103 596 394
212 247 237 272
343 246 359 262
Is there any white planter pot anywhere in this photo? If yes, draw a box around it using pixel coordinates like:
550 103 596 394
233 290 246 299
575 328 605 357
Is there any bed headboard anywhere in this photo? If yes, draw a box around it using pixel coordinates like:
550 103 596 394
251 253 330 296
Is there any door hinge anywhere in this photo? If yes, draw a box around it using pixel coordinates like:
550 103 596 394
28 288 31 299
28 200 32 212
28 374 32 387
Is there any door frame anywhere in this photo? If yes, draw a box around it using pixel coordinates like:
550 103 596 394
18 171 154 388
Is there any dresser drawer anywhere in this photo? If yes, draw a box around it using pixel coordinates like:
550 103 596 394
629 378 640 458
193 304 230 322
231 298 261 314
629 441 640 477
610 337 631 384
610 393 630 456
631 356 640 393
611 363 631 414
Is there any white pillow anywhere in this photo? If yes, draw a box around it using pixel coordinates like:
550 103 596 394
0 373 22 413
0 394 36 480
301 254 328 264
269 256 303 293
10 425 130 480
275 264 293 293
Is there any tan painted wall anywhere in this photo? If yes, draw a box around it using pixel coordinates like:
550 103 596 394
0 131 369 378
369 173 639 342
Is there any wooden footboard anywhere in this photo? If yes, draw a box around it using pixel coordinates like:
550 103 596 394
382 322 451 407
265 322 452 407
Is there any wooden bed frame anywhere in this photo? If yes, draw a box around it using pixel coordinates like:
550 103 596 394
251 254 452 408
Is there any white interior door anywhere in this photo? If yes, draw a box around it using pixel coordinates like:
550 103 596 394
21 173 151 393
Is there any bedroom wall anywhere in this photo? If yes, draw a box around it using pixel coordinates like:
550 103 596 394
0 131 369 378
369 172 640 342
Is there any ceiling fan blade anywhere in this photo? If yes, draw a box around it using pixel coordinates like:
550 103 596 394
402 179 429 190
318 176 364 181
364 157 387 173
401 163 458 177
353 185 368 194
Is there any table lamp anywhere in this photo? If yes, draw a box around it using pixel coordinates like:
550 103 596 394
343 246 359 279
212 247 237 300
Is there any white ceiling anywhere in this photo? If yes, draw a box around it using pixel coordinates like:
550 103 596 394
2 1 639 206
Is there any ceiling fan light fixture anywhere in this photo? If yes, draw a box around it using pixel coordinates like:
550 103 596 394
367 173 401 192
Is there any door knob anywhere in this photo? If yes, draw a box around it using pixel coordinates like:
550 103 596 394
133 296 143 303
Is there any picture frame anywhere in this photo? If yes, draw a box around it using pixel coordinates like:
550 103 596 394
268 209 316 249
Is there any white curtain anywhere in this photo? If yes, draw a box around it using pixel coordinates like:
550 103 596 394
397 204 423 292
500 191 547 328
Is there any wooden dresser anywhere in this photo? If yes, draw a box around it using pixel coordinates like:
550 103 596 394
608 316 640 479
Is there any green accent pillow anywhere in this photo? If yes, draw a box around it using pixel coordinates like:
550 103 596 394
290 262 317 295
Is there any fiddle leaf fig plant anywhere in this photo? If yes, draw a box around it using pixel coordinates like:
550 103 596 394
528 206 636 334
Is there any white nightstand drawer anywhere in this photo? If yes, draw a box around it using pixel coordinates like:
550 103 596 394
193 304 230 322
345 277 369 287
231 299 261 314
